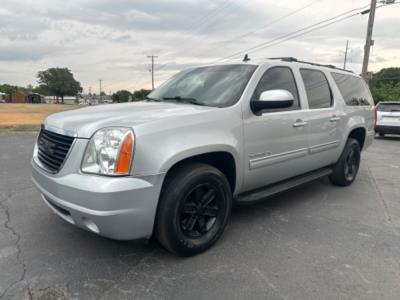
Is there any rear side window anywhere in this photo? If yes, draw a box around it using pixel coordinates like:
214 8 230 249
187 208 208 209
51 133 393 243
300 69 332 109
377 103 400 112
252 66 300 112
331 73 373 106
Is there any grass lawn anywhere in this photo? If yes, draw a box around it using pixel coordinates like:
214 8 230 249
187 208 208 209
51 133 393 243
0 103 80 133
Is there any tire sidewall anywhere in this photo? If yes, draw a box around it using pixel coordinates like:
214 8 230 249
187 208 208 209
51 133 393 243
159 164 232 255
332 138 361 186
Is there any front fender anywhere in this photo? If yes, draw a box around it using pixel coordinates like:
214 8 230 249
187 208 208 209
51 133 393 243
131 106 244 193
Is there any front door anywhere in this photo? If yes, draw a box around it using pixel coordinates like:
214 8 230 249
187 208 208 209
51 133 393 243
242 66 310 192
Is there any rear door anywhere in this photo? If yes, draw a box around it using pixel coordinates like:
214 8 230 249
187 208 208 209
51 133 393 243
376 103 400 127
297 68 344 171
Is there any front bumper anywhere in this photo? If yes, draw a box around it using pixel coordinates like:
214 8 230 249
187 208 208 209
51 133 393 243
375 125 400 135
31 160 164 240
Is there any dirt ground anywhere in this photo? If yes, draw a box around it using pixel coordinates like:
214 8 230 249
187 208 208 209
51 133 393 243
0 104 79 131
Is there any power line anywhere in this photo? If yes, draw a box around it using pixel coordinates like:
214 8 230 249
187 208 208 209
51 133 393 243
159 1 320 72
186 0 322 67
214 4 370 63
216 1 400 64
149 1 400 88
156 0 237 72
157 1 318 72
157 0 318 71
248 12 366 58
220 0 322 45
160 0 236 59
359 0 400 80
180 0 235 35
248 1 400 61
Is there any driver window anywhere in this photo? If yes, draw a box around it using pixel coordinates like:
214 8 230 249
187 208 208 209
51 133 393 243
252 67 300 112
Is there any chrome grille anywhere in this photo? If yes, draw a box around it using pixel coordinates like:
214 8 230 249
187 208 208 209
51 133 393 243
37 129 74 173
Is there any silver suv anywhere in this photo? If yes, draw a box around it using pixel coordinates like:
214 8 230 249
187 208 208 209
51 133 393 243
32 58 375 256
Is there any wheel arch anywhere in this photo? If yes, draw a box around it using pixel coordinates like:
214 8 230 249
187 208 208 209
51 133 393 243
348 127 366 150
152 149 238 238
342 114 368 152
161 149 238 194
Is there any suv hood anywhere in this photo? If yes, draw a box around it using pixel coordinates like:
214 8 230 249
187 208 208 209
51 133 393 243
44 101 216 138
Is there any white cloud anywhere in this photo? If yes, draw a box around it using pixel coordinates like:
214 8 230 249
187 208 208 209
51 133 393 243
0 0 399 91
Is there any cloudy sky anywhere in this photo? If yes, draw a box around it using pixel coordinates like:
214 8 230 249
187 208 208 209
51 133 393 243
0 0 399 93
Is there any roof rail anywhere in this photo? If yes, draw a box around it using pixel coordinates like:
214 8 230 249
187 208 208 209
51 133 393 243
268 57 298 62
267 57 353 73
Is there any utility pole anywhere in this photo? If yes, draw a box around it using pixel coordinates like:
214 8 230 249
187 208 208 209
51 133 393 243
147 55 158 90
343 40 349 70
99 79 102 104
361 0 377 82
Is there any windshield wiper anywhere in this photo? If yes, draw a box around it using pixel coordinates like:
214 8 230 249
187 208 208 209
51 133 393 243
145 96 161 102
162 96 207 106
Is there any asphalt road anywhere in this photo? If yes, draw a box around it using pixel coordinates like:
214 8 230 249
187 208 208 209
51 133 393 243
1 134 400 300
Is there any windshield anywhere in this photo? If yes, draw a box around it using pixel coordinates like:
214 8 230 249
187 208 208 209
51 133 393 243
147 64 257 107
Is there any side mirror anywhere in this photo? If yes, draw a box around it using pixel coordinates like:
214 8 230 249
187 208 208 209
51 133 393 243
251 89 294 113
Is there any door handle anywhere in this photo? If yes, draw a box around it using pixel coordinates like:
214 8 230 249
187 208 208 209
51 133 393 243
293 120 308 127
330 115 341 122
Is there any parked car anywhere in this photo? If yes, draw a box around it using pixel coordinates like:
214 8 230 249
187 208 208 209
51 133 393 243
374 101 400 136
0 92 8 103
31 58 374 256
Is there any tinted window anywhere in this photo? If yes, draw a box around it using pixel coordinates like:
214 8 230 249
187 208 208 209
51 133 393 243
148 64 257 108
331 73 373 106
252 67 300 112
300 69 332 109
377 103 400 112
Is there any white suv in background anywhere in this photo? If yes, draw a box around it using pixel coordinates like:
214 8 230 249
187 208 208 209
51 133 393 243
375 101 400 137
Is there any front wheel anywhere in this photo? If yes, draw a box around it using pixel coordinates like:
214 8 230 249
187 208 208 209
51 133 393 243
155 163 232 256
329 138 361 186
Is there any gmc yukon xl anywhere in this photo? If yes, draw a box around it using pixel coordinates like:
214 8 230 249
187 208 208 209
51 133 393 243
32 58 374 256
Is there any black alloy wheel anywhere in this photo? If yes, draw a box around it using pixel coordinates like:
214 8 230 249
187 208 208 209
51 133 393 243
329 138 361 186
344 146 360 182
156 163 232 256
179 183 223 239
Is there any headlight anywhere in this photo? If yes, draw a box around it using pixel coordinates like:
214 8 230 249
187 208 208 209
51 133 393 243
81 127 135 176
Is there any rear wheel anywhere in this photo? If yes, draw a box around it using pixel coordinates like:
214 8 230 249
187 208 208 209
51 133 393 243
156 163 232 256
329 138 361 186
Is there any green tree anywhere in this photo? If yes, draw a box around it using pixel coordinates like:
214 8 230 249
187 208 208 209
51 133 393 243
33 84 50 95
370 83 400 103
37 68 82 103
371 68 400 103
132 89 152 101
112 90 132 103
0 84 18 94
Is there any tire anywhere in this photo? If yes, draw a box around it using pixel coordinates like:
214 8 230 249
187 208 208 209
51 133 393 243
329 138 361 187
155 163 232 256
379 133 385 137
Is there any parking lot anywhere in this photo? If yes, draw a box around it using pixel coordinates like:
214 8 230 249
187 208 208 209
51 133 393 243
1 134 399 300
